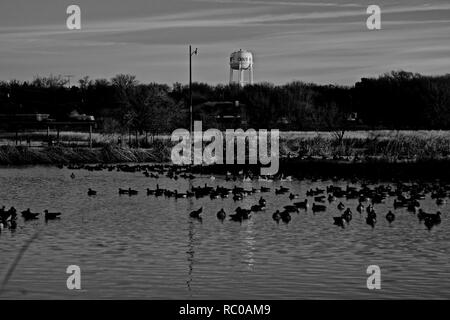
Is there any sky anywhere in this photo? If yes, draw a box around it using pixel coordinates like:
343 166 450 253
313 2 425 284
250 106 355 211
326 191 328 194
0 0 449 85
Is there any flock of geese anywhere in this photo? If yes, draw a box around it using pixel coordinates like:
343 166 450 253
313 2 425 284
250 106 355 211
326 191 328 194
0 206 61 232
1 163 446 234
76 163 445 231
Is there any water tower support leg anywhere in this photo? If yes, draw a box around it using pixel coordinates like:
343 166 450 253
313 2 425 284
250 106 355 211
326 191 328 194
229 68 233 84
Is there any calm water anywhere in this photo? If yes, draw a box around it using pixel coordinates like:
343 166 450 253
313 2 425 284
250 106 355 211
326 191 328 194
0 166 449 299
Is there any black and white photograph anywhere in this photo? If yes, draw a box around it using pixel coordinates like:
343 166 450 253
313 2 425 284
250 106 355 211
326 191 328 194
0 0 449 308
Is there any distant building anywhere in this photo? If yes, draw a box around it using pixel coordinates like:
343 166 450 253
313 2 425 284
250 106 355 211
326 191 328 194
195 101 247 130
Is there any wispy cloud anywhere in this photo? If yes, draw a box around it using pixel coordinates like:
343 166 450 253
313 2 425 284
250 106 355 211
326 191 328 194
0 0 449 84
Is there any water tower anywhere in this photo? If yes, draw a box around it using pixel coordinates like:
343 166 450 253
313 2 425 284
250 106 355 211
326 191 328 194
229 49 254 87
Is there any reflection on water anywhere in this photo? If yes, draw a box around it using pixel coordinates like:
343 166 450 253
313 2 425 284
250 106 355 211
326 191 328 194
0 166 449 299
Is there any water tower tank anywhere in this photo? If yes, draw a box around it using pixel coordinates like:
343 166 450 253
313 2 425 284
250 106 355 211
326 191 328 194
229 49 254 86
230 49 253 70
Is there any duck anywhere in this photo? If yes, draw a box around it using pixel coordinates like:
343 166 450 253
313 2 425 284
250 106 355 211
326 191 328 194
217 208 226 221
44 210 61 221
189 207 203 219
87 188 97 196
386 211 395 224
21 208 40 220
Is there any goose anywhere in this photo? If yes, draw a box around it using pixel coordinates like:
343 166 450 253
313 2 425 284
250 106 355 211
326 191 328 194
424 211 441 224
312 203 326 212
366 215 376 228
70 173 75 179
128 188 138 195
314 195 326 203
21 208 40 220
44 210 61 221
280 211 291 223
251 204 265 212
294 199 309 209
283 205 299 213
272 210 281 223
258 197 267 206
337 202 345 210
327 194 337 202
260 187 271 192
386 211 395 224
280 175 292 182
217 208 226 221
87 188 97 196
342 208 352 223
289 193 299 200
189 207 203 219
333 216 345 228
356 202 364 213
233 194 243 201
9 219 17 230
174 190 187 199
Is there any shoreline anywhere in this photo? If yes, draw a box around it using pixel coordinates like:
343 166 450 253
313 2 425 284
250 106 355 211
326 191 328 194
2 145 450 179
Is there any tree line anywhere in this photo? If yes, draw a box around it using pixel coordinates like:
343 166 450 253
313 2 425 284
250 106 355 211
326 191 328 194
0 71 449 133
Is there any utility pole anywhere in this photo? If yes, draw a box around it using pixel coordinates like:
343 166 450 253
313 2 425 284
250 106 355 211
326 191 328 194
189 45 198 139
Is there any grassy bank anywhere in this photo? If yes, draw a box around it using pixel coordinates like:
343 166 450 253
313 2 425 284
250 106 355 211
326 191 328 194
280 132 450 161
0 144 171 165
2 131 450 165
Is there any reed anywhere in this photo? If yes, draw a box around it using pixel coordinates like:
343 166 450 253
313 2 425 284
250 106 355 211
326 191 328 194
0 144 172 165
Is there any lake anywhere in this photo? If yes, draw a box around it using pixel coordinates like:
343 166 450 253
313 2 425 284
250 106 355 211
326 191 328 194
0 165 449 299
